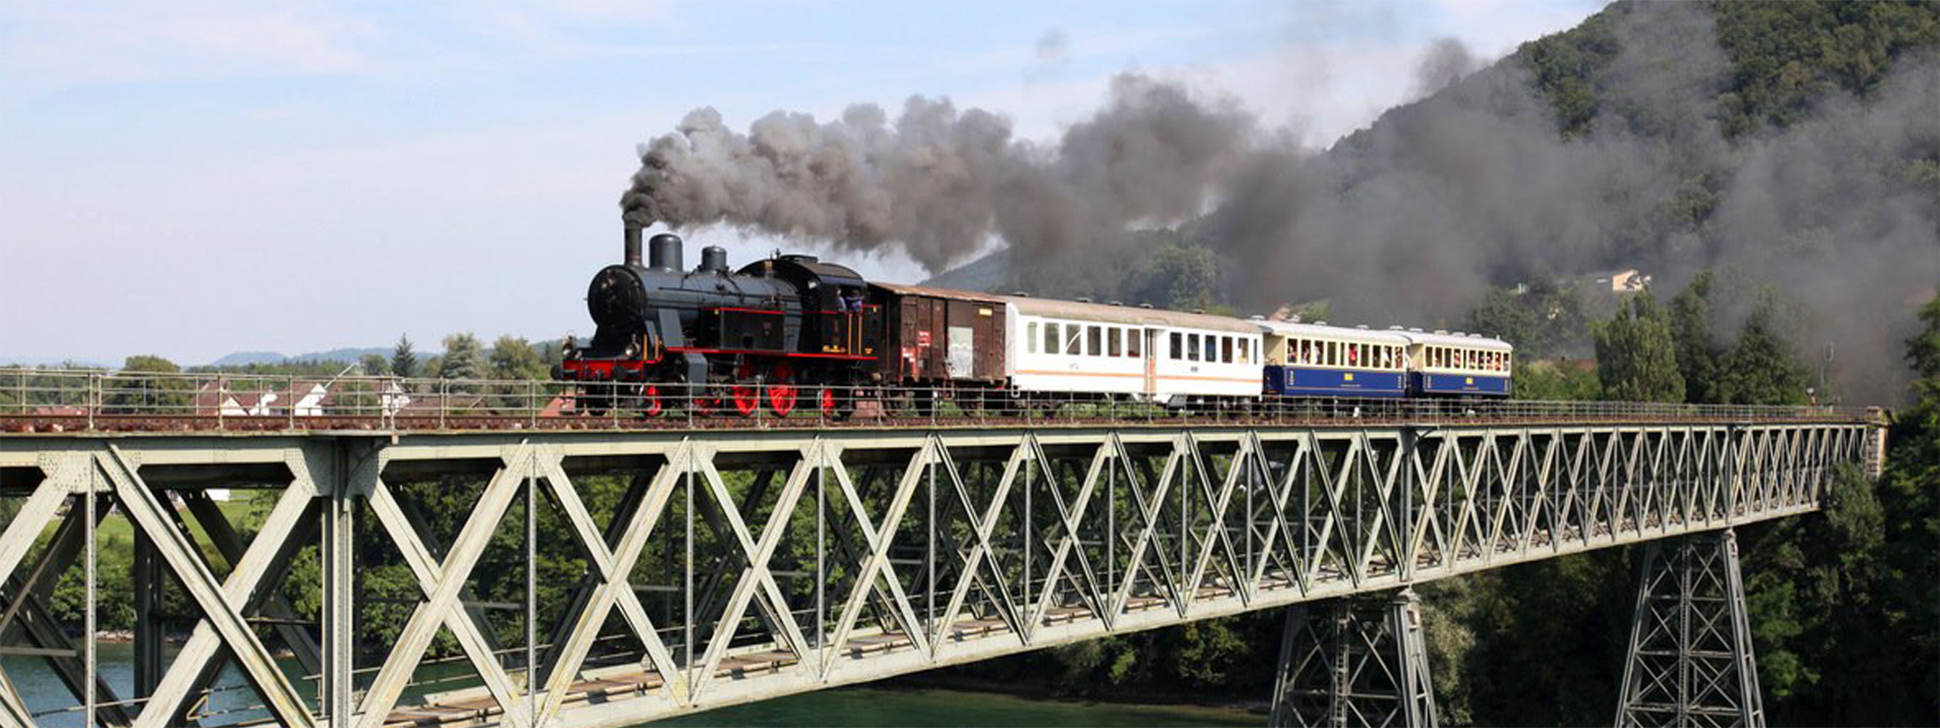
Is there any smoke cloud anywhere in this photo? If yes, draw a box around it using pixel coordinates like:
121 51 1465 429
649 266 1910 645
622 2 1939 404
621 75 1256 273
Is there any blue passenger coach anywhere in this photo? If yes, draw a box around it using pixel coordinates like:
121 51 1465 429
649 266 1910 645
1256 321 1412 398
1399 330 1514 397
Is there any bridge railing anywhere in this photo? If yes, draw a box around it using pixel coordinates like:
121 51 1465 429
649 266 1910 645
0 366 1875 432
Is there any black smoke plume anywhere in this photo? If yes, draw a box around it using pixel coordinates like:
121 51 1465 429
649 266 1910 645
621 75 1255 273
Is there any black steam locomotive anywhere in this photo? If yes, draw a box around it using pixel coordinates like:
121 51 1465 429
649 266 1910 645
560 225 1007 416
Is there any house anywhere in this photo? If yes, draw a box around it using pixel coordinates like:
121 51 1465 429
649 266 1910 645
194 381 332 417
1583 269 1651 294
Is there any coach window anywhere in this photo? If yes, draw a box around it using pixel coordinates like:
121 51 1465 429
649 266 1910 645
1186 334 1200 361
1203 335 1215 362
1084 325 1099 357
1169 332 1181 360
1045 323 1060 355
1129 330 1142 357
1065 324 1083 356
1027 322 1039 354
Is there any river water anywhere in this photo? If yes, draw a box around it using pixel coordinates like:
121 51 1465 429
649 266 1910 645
7 644 1255 727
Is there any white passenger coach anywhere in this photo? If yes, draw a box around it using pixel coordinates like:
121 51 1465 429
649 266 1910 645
1003 296 1262 404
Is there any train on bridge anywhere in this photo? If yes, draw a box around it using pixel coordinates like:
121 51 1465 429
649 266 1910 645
561 224 1514 416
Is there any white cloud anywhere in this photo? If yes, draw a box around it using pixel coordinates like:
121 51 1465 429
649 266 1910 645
0 5 374 87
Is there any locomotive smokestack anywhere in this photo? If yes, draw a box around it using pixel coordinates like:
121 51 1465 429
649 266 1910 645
623 224 643 267
648 233 683 272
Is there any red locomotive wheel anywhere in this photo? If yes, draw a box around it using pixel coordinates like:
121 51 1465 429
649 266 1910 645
819 388 837 416
768 383 797 417
731 385 760 417
765 362 797 417
642 384 663 417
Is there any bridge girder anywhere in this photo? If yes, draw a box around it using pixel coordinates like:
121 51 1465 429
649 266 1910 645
0 420 1873 727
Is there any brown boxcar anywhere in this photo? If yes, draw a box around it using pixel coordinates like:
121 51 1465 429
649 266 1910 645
870 283 1007 386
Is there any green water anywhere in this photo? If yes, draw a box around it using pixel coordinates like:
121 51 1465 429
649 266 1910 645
649 686 1258 727
8 643 1256 727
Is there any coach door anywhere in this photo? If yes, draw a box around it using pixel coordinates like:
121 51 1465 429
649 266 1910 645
1142 328 1159 398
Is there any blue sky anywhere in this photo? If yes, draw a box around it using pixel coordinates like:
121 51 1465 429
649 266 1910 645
0 0 1601 364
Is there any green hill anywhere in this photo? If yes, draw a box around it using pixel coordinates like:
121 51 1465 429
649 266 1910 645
926 0 1938 404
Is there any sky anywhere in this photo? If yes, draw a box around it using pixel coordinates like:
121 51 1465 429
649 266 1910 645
0 0 1603 365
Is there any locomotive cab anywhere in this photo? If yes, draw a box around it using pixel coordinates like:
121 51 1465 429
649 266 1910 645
741 254 875 359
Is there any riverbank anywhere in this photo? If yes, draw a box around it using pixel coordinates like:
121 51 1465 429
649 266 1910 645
649 683 1259 727
881 671 1272 716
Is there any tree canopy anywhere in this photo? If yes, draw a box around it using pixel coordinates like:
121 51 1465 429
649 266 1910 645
391 335 419 379
1592 294 1686 403
437 333 486 381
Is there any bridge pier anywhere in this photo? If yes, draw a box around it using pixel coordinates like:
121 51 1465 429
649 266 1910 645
1270 588 1437 728
1615 529 1764 728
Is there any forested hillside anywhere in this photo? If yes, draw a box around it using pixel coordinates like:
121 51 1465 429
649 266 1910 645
933 0 1938 407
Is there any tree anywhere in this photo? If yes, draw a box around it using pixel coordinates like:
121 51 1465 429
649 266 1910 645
1515 358 1603 401
1870 294 1940 719
488 336 549 381
1466 287 1540 351
1669 272 1722 404
106 355 190 414
357 353 390 377
1129 242 1221 311
1713 302 1811 405
437 333 486 381
391 335 419 379
1592 294 1686 402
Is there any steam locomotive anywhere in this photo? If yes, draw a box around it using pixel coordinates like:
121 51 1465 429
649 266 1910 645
560 225 1006 416
560 224 1514 415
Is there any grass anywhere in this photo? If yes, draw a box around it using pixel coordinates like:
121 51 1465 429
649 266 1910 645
33 494 265 567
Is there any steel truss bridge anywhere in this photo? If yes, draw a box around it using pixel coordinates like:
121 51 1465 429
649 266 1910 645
0 408 1882 727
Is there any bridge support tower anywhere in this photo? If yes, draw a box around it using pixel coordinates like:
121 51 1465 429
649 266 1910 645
1615 529 1764 728
1270 588 1438 728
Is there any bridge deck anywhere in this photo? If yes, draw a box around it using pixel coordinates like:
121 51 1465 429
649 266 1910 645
0 416 1879 728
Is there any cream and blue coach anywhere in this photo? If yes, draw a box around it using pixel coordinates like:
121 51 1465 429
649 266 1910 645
1004 296 1263 404
1399 330 1514 397
1257 320 1412 398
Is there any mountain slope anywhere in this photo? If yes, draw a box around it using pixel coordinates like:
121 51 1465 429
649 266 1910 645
926 0 1939 403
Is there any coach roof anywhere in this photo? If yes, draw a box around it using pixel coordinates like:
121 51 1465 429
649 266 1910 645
1397 330 1514 352
1255 320 1412 345
1002 295 1259 334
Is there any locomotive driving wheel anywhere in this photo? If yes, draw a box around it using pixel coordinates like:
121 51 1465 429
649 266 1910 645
766 363 798 417
640 383 663 417
731 385 761 417
728 360 763 418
